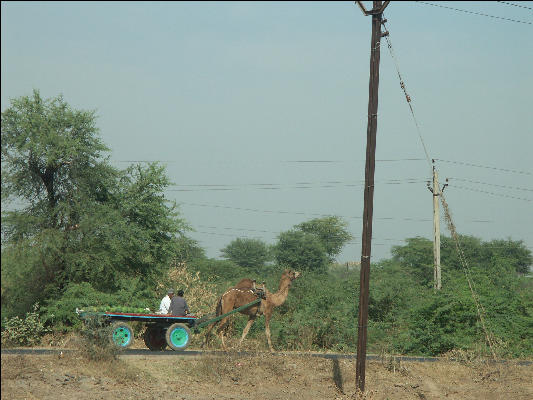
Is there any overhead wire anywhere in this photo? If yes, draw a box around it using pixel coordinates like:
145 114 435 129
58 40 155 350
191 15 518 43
177 201 494 223
416 1 532 25
190 228 532 250
195 224 524 245
381 17 433 177
449 185 532 202
112 157 531 178
496 1 533 11
284 158 426 163
434 158 532 175
448 177 533 192
193 230 395 247
114 158 427 164
165 178 427 191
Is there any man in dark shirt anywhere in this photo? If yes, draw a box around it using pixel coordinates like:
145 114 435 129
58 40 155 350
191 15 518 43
168 289 189 316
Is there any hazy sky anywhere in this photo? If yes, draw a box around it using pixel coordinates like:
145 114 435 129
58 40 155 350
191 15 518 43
2 1 532 263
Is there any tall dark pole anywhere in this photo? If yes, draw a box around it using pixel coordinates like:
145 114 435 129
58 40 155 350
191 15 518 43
356 0 388 393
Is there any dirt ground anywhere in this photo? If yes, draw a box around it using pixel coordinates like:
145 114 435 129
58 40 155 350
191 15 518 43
2 347 532 400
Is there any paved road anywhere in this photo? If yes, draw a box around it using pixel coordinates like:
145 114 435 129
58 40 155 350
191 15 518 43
2 348 531 365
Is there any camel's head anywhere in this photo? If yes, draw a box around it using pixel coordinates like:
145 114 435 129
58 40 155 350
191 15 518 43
284 269 301 281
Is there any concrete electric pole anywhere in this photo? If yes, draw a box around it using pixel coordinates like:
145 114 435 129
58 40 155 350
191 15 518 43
427 162 448 290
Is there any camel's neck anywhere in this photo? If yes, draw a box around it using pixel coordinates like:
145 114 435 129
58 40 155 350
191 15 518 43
269 277 292 307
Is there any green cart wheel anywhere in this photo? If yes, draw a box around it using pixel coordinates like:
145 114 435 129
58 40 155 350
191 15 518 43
109 321 134 348
165 323 191 351
144 325 167 351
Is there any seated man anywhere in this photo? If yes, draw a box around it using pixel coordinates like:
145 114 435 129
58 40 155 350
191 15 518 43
157 289 174 314
168 289 189 316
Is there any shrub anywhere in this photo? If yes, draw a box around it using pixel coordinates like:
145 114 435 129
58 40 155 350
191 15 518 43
77 314 120 361
1 303 50 347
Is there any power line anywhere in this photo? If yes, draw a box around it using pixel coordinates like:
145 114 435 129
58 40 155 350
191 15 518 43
190 229 532 250
112 158 532 178
416 1 532 25
451 185 532 202
192 231 395 247
165 179 427 192
448 177 533 192
197 224 526 246
497 1 533 11
195 224 404 243
434 159 532 175
168 178 426 186
284 158 426 163
167 177 426 187
111 157 437 165
178 201 494 223
381 18 433 176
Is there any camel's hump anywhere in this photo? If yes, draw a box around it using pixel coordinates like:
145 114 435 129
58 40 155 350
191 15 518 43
234 278 255 289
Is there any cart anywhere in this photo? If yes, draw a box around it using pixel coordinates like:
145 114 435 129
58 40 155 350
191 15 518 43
77 292 264 351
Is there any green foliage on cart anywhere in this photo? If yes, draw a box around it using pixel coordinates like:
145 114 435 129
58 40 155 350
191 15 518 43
39 280 156 332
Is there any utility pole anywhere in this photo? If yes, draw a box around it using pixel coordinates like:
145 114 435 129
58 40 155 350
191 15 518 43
427 161 448 290
355 0 389 394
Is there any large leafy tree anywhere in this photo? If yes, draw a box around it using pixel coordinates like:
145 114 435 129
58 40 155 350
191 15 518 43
1 90 112 233
220 237 271 271
1 91 189 320
296 216 352 262
274 230 328 273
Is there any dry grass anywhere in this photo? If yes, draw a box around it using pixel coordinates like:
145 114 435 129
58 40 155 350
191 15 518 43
157 261 219 317
2 350 532 399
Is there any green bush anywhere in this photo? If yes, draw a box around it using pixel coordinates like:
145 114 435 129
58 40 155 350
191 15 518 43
1 304 50 347
78 314 121 361
264 271 358 351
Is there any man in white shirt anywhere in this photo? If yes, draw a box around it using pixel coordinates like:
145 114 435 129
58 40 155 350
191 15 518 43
158 289 174 314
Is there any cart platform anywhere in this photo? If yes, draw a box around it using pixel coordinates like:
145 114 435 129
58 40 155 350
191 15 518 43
77 310 198 325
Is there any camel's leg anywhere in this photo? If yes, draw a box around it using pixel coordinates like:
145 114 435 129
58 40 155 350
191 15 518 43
202 321 217 348
238 316 257 347
265 315 274 352
216 316 230 351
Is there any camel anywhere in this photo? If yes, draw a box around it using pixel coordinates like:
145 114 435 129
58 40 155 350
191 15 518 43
203 269 301 352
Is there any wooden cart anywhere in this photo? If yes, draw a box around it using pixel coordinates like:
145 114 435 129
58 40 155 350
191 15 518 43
77 296 263 351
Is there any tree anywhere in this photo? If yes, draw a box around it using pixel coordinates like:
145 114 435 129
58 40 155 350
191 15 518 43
175 236 206 264
1 91 190 322
482 238 532 275
392 235 532 287
296 216 352 262
274 230 328 273
2 90 111 233
220 238 271 271
391 237 433 285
